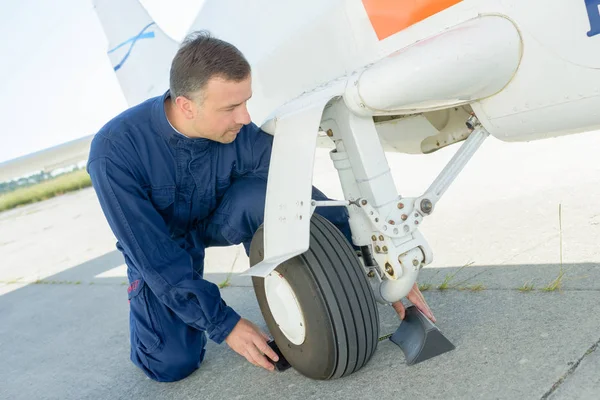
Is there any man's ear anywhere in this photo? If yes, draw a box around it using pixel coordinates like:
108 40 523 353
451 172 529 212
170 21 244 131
175 96 196 119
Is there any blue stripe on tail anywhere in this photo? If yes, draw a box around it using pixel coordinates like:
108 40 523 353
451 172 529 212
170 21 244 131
108 22 157 71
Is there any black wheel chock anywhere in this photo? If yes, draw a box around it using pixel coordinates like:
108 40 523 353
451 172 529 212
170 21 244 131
389 305 455 365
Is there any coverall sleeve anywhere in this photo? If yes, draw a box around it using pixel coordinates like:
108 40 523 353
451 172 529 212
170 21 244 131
248 125 274 180
87 156 241 344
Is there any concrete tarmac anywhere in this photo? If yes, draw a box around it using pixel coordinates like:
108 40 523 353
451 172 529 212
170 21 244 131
1 129 599 399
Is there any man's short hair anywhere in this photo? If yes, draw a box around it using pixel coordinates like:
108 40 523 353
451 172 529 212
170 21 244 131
169 31 250 100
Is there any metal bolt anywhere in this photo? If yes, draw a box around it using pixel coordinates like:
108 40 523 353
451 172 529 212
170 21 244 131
388 220 395 225
361 199 367 206
382 246 388 253
371 235 377 241
415 220 419 225
385 263 394 275
379 235 384 241
326 129 334 137
466 114 480 130
367 270 375 278
401 214 408 221
415 213 419 218
375 246 381 253
420 199 433 214
412 259 419 267
397 203 404 209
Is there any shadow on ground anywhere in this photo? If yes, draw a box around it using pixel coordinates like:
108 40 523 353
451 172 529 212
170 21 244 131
1 250 599 400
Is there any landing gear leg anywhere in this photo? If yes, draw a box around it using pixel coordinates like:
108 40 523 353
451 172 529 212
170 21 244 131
323 102 489 365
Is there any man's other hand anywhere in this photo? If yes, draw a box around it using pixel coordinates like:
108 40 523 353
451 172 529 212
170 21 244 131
225 318 279 371
392 283 436 323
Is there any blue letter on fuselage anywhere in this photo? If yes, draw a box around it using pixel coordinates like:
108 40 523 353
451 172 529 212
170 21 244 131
586 0 600 37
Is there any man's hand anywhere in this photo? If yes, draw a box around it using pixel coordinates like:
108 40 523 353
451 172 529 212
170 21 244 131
225 318 279 371
392 283 436 323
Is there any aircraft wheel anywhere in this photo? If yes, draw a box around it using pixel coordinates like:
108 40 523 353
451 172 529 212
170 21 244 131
249 213 379 380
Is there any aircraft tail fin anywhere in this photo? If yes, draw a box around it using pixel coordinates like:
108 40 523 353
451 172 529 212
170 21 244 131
92 0 180 106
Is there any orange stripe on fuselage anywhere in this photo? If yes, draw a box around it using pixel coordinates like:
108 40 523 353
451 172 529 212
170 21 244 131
362 0 463 40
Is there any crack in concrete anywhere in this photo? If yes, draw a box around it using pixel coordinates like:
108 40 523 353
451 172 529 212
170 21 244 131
425 287 600 292
0 280 127 286
540 337 600 399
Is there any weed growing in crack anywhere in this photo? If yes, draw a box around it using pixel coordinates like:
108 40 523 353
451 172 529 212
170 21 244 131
518 280 535 292
542 204 565 292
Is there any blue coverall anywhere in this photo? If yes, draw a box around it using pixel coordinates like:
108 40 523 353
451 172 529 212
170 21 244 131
87 91 352 382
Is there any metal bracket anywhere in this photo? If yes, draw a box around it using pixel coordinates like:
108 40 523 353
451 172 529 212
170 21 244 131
357 199 422 238
416 117 490 214
310 199 352 216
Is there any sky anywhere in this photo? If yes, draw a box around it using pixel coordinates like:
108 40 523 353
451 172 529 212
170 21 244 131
0 0 203 164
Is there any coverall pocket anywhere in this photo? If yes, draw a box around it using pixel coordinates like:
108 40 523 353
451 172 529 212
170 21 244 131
129 279 164 354
215 178 231 200
149 187 175 210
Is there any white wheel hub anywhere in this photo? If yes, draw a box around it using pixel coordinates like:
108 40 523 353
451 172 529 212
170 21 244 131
264 271 306 345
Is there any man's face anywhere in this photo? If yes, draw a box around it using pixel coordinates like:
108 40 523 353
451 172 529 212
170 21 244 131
185 75 252 143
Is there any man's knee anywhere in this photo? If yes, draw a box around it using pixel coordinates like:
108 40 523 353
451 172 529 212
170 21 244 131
207 177 267 247
131 335 207 382
208 179 353 249
132 347 205 382
224 177 267 223
129 283 207 382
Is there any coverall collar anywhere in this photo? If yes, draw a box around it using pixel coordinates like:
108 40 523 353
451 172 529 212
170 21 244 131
152 90 212 151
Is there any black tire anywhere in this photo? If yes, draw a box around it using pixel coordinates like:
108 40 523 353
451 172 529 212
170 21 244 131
249 213 380 380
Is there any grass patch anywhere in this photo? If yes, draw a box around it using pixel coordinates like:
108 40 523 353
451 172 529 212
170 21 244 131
437 261 475 291
518 280 535 292
438 275 452 291
218 248 241 289
542 203 565 292
542 269 565 292
418 283 432 291
460 284 485 292
218 275 232 289
416 261 484 292
29 280 84 285
0 169 92 212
